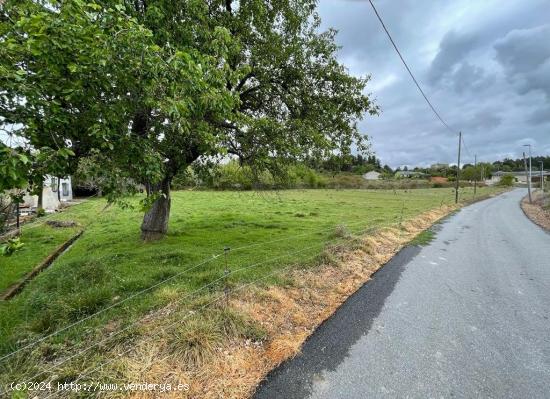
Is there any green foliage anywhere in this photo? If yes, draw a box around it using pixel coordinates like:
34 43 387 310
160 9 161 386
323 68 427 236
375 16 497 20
172 161 328 190
498 175 515 187
1 0 378 237
315 154 381 174
493 156 550 172
0 186 507 382
409 230 435 246
0 145 32 191
1 237 25 257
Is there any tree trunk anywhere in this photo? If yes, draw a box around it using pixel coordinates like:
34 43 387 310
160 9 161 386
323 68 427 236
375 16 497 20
57 177 61 202
140 177 171 241
37 180 44 210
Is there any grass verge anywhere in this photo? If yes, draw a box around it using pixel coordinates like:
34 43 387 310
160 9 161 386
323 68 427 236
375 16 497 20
0 187 506 397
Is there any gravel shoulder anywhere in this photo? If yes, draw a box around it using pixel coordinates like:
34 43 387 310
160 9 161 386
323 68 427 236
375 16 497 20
521 190 550 232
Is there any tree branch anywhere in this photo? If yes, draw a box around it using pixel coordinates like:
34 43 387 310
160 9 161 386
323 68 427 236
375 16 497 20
235 72 255 92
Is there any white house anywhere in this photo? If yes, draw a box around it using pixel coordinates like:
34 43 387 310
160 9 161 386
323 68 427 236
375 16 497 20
22 176 73 212
489 170 550 185
363 171 381 180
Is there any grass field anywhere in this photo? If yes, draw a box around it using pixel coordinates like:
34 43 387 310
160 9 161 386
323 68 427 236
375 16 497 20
0 186 504 391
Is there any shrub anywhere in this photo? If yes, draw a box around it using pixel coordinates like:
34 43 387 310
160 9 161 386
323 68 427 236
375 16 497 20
1 237 24 257
171 166 200 189
498 175 515 187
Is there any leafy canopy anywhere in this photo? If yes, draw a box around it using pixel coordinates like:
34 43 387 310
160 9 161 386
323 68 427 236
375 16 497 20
1 0 378 201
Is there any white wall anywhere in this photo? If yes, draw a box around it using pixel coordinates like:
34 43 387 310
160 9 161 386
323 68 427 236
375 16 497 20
22 176 73 211
363 172 381 180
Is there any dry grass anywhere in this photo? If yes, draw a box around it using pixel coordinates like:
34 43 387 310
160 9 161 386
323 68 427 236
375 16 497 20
521 190 550 231
100 204 458 399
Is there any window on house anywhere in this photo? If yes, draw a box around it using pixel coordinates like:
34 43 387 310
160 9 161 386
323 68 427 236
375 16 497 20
62 182 69 197
51 177 58 192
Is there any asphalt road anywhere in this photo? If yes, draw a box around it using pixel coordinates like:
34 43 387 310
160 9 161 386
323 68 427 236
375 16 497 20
254 189 550 399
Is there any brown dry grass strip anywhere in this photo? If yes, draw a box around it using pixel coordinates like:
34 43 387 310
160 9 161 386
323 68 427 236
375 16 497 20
105 205 458 399
521 191 550 232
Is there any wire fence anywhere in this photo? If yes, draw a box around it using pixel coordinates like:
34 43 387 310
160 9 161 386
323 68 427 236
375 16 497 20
0 184 471 398
0 213 408 397
0 212 392 363
41 250 322 399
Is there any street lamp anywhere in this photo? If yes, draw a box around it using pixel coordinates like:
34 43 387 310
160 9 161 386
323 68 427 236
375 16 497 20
539 161 544 192
523 144 532 203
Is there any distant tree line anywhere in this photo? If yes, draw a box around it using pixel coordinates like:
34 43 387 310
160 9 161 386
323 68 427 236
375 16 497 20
491 156 550 172
306 154 393 176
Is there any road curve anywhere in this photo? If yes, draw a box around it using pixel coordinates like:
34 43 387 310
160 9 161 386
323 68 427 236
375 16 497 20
254 189 550 399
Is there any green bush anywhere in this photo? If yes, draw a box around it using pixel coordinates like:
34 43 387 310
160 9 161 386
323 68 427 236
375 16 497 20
1 237 24 257
172 162 329 191
498 175 515 187
171 167 200 189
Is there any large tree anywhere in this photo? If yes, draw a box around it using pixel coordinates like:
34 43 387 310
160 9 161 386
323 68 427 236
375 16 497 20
1 0 378 241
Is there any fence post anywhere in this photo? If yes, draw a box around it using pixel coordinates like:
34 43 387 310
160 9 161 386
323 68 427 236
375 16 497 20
395 200 405 251
399 200 405 228
223 247 230 305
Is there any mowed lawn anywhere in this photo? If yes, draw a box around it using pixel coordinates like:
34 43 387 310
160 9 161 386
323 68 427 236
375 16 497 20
0 187 502 381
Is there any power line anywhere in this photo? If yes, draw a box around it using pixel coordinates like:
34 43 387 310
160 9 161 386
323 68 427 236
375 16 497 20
367 0 457 136
461 135 474 161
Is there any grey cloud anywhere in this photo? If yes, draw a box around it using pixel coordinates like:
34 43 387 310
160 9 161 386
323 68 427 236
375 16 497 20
319 0 550 167
494 25 550 98
463 110 502 130
451 62 495 94
428 31 479 84
494 25 550 74
528 107 550 125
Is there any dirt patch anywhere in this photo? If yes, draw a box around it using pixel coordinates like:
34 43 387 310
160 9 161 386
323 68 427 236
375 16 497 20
107 205 457 399
45 220 79 228
521 191 550 232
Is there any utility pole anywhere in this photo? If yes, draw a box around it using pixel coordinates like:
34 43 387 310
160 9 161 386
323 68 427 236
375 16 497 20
523 151 532 203
540 161 544 191
455 132 462 204
473 154 477 198
523 144 532 203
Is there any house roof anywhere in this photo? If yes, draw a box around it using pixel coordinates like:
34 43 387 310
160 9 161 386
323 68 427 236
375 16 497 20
493 170 550 176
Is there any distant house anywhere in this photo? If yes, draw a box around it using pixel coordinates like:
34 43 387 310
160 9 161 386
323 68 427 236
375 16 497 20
22 176 73 212
363 171 381 180
489 170 549 185
395 170 428 179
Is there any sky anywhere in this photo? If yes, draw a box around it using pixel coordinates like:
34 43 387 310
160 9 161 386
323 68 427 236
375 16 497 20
318 0 550 168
